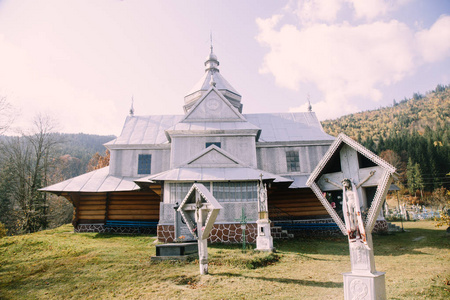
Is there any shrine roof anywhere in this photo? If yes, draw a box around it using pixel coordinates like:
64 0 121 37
39 167 140 193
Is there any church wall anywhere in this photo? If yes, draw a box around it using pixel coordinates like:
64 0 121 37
256 144 330 175
109 148 171 177
170 135 257 168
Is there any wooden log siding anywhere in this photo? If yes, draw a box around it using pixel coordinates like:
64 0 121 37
77 193 107 223
73 190 161 224
106 191 160 221
268 188 328 219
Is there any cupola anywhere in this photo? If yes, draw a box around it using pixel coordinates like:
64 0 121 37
184 47 243 113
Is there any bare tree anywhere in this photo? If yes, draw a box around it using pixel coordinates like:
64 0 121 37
0 96 15 134
0 113 61 233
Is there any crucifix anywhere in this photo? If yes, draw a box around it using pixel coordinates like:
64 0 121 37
178 183 222 275
307 133 397 300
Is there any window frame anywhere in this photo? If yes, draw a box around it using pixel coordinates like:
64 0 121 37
137 154 152 175
286 150 300 172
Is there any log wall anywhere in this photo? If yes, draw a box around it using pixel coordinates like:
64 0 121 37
68 187 161 225
268 188 328 219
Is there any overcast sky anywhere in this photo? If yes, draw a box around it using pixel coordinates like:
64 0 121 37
1 0 449 136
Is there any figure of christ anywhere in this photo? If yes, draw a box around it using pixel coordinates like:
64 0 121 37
258 175 268 213
324 171 375 249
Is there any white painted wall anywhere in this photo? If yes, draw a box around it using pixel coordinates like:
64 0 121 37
109 148 171 177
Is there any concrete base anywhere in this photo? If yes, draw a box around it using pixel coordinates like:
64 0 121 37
154 242 198 257
256 219 274 252
150 254 197 261
343 271 386 300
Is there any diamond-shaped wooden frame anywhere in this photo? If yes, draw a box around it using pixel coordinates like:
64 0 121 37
306 133 397 234
177 183 223 240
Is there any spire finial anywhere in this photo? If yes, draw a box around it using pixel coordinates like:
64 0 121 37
210 32 213 54
307 93 312 112
209 73 216 87
129 95 135 116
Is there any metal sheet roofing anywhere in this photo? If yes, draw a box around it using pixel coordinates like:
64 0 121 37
244 112 334 142
186 70 240 97
39 167 140 193
135 167 293 183
105 112 333 146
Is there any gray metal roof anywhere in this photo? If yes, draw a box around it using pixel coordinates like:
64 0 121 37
135 167 293 183
244 112 334 142
105 115 184 146
40 167 140 193
106 112 333 146
186 70 240 98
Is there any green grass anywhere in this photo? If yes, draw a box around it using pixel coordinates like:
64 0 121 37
0 221 449 299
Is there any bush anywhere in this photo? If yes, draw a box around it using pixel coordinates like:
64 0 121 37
0 222 8 238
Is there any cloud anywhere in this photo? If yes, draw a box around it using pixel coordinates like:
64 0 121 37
416 15 450 63
295 0 343 24
256 3 450 120
293 0 410 24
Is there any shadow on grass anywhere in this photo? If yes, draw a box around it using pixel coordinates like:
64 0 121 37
214 272 343 288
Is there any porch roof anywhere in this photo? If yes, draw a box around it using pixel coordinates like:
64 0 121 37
39 167 140 193
135 166 293 183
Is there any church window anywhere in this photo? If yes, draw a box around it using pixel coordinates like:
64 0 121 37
169 183 194 203
286 150 300 172
137 154 152 174
212 182 257 202
206 142 221 148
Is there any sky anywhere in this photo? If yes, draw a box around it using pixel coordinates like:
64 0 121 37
0 0 449 136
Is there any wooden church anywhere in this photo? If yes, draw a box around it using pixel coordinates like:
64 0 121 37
42 48 360 243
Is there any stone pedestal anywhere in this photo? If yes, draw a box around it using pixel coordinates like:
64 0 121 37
256 218 274 252
343 271 386 300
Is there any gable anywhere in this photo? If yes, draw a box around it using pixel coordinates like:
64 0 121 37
186 146 241 168
183 87 245 122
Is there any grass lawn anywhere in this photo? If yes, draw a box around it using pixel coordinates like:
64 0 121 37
0 221 449 299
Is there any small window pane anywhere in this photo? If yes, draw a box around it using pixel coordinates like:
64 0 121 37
206 142 221 148
286 150 300 172
138 154 152 174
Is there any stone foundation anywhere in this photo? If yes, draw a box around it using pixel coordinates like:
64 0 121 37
74 220 387 240
372 220 388 234
158 223 258 244
75 224 157 235
75 224 107 233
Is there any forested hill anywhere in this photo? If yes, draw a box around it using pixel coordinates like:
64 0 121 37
321 84 450 191
52 133 115 178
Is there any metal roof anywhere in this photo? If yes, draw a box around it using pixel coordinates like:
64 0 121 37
135 166 293 183
186 70 240 98
39 167 140 193
244 112 334 142
105 112 333 146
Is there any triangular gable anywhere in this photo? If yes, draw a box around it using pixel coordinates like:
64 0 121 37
182 86 246 122
181 144 245 168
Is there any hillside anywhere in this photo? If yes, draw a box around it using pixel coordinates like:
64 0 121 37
0 222 448 299
322 84 450 191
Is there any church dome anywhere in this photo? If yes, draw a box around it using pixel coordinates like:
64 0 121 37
184 48 242 113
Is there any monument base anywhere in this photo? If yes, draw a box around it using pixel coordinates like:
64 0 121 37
256 219 275 252
343 271 386 300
